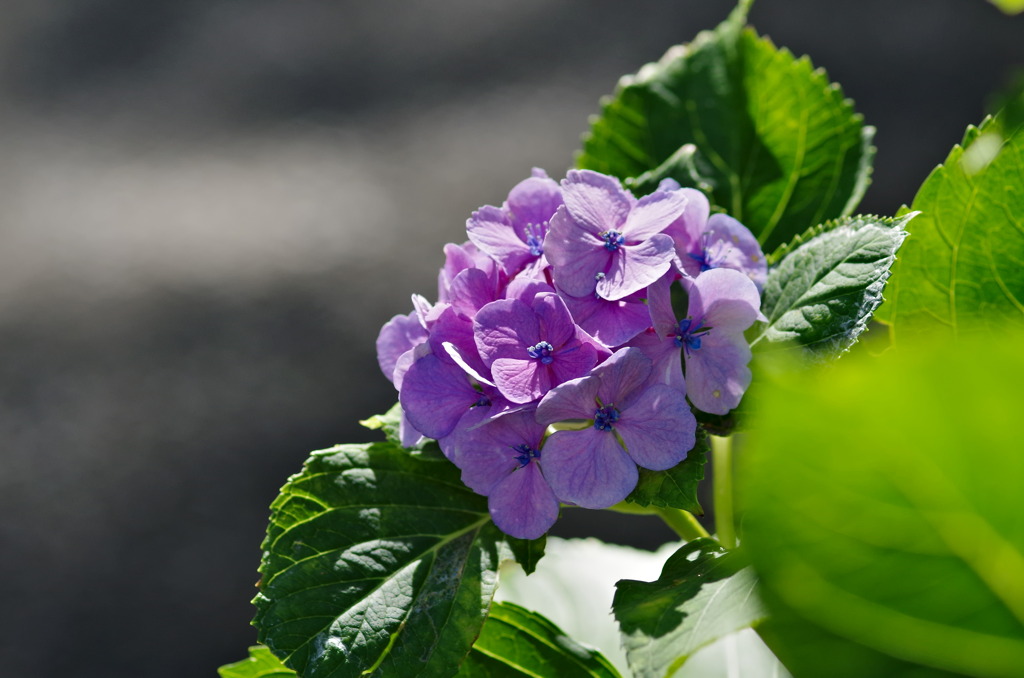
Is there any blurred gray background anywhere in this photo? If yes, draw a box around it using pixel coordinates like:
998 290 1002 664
0 1 1019 676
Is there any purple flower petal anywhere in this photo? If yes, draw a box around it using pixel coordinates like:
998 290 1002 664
615 385 695 470
591 347 653 411
444 408 542 493
488 462 560 539
475 299 539 365
376 310 428 384
623 189 691 241
490 358 544 404
685 332 752 415
535 375 600 426
399 353 490 439
687 267 763 333
558 286 652 349
560 169 633 236
467 205 537 275
449 266 504 318
627 328 685 393
596 234 675 301
507 171 563 232
644 272 683 340
475 293 596 403
546 207 613 297
541 428 638 509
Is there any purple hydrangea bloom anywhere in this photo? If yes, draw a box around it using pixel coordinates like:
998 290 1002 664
474 292 599 404
535 348 695 509
443 407 559 539
466 168 563 277
545 170 687 302
643 268 762 415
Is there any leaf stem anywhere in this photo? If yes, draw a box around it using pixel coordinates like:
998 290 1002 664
655 507 710 542
712 435 738 549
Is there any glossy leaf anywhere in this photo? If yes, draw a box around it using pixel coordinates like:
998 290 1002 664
614 539 767 678
877 116 1024 341
253 441 505 678
577 5 873 251
750 214 911 359
626 429 709 514
504 535 546 576
739 335 1024 677
458 602 622 678
218 646 296 678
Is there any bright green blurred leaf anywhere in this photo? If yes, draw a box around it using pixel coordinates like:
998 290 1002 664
876 117 1024 341
626 430 709 514
218 646 296 678
989 0 1024 14
253 441 507 678
751 214 911 359
739 334 1024 677
577 5 873 251
458 602 623 677
614 538 768 678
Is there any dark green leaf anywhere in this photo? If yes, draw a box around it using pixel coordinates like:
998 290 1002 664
614 539 767 678
739 335 1024 677
218 646 296 678
458 602 622 678
626 429 708 514
253 441 506 678
577 8 873 251
504 535 546 576
876 116 1024 342
751 214 912 359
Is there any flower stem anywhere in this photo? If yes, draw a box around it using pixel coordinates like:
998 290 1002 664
655 507 710 542
712 435 737 549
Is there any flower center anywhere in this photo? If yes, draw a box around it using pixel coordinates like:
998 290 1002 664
512 443 540 467
689 232 735 272
527 340 555 365
687 251 713 273
593 405 621 431
524 221 548 257
674 317 712 353
600 230 626 251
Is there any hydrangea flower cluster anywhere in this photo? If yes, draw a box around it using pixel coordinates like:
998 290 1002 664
377 168 766 539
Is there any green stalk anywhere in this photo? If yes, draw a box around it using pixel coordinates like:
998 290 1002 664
712 435 737 549
607 502 709 541
655 507 710 542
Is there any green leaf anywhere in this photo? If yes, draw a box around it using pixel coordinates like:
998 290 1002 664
458 602 623 678
738 334 1024 677
358 402 404 444
218 646 296 678
577 11 873 251
504 535 546 576
614 538 767 678
876 116 1024 342
990 0 1024 14
253 441 507 678
626 429 709 514
750 214 912 359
